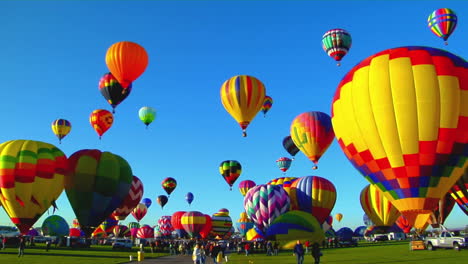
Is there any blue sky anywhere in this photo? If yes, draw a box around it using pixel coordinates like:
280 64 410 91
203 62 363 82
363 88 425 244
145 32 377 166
0 1 466 231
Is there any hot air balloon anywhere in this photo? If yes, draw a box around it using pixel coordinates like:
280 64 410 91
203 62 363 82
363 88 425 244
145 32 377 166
211 209 233 238
89 109 113 139
112 176 144 220
185 192 194 206
331 46 468 229
261 96 273 117
0 140 67 234
157 195 169 209
105 41 149 89
69 228 82 237
360 184 400 228
395 215 412 234
131 203 148 222
244 184 290 233
113 225 130 237
136 225 154 239
236 212 254 237
267 177 298 195
181 211 209 238
171 211 187 238
427 192 456 228
363 214 373 227
157 216 174 237
139 106 156 128
354 226 367 237
72 218 80 229
220 75 266 137
238 180 256 197
428 8 457 45
142 198 152 209
290 111 335 170
51 119 71 144
289 176 337 224
335 213 343 222
65 149 133 236
322 28 352 66
42 215 69 237
322 215 333 233
283 136 300 159
199 214 213 239
219 160 242 190
449 167 468 215
98 72 132 113
162 177 177 196
276 157 292 173
128 222 140 238
99 218 118 234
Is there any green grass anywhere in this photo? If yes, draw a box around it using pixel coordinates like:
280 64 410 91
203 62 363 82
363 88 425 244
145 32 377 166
0 241 467 264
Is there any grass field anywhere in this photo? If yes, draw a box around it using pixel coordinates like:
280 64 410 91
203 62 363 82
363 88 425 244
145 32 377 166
0 240 467 263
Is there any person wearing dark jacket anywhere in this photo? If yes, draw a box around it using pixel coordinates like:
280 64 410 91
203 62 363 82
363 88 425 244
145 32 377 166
311 242 322 264
210 243 221 264
293 240 304 264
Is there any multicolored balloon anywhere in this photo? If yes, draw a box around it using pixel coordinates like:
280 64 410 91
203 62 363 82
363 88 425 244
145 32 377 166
219 160 242 190
265 211 325 244
162 177 177 196
41 215 69 237
243 184 290 233
289 176 337 224
236 212 254 237
283 136 300 159
113 225 130 237
99 218 118 234
290 111 335 169
428 8 457 45
131 203 148 222
0 140 67 234
449 167 468 215
395 215 412 234
276 157 292 173
428 192 456 228
51 119 71 144
138 106 156 128
112 176 144 221
360 184 400 227
157 216 174 237
267 177 297 195
322 28 352 66
89 109 113 139
98 72 132 113
220 75 266 137
181 211 209 238
331 46 468 229
238 180 256 197
185 192 194 206
65 149 133 236
105 41 149 89
157 195 169 209
211 208 233 237
261 96 273 117
136 225 154 239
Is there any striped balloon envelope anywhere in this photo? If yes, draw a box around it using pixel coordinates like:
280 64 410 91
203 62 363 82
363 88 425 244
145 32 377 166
322 28 352 66
449 167 468 215
360 184 400 227
427 8 457 44
331 46 468 229
112 176 144 221
136 225 154 239
238 180 256 196
289 176 336 224
211 209 233 237
181 211 209 238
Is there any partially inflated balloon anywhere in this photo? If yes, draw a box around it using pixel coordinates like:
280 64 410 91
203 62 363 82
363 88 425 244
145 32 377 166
261 96 273 117
428 8 457 45
157 195 168 209
265 211 325 244
331 46 468 229
42 215 69 237
112 176 144 221
360 184 400 227
220 75 266 137
51 119 71 144
65 149 132 236
238 180 256 196
290 111 335 169
322 29 352 66
98 72 132 113
162 177 177 196
139 107 156 128
449 167 468 215
131 203 147 222
105 41 148 89
283 136 300 158
89 109 113 139
219 160 242 190
185 192 194 206
0 140 67 234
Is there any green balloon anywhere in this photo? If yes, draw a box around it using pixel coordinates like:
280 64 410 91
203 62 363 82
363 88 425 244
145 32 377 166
139 106 156 127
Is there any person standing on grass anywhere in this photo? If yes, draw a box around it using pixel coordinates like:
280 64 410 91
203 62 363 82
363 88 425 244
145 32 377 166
311 242 322 264
18 237 26 257
293 240 304 264
1 235 6 250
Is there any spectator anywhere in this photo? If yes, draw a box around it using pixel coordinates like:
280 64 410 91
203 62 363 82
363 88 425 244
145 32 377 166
244 242 250 256
311 242 322 264
1 235 6 250
273 241 280 256
210 242 221 264
18 237 26 257
293 240 304 264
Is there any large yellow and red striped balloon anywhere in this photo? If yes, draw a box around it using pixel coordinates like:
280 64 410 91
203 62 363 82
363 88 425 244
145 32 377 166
220 75 266 137
360 184 400 227
332 46 468 229
0 140 67 234
181 211 209 238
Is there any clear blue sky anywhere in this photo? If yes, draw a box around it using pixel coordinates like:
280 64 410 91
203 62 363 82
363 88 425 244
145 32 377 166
0 1 466 231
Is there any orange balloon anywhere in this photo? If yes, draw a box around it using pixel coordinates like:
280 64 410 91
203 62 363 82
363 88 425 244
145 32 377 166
89 109 113 139
105 41 149 89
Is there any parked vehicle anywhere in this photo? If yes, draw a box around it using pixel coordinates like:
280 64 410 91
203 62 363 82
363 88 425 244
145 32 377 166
112 238 133 250
373 235 389 242
425 231 467 251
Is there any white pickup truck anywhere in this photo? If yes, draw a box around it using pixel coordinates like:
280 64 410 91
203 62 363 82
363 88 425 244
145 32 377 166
425 231 467 251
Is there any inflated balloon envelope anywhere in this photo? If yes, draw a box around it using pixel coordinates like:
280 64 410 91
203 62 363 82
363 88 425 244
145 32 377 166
332 46 468 229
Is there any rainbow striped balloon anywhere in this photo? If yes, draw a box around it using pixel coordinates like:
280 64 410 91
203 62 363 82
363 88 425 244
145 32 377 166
449 167 468 215
428 8 457 44
243 184 290 232
360 184 400 227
